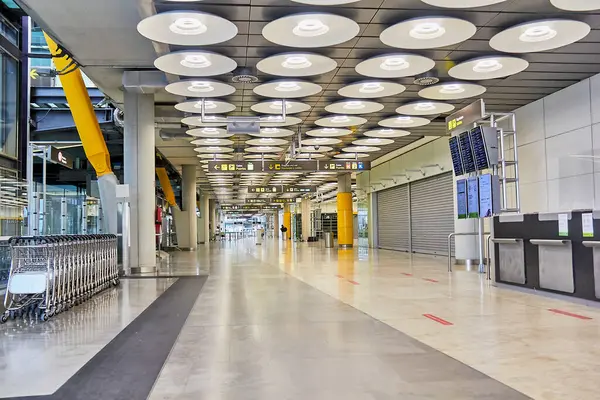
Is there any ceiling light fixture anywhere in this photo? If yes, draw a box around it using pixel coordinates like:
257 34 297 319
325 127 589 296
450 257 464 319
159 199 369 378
189 81 214 92
275 82 302 92
180 54 211 68
270 101 291 110
520 25 557 43
414 102 435 111
360 82 384 93
195 100 216 109
473 59 502 73
440 84 465 94
550 0 600 10
381 57 409 71
409 22 445 39
344 101 365 110
293 19 330 37
169 17 207 35
282 56 312 69
332 116 350 123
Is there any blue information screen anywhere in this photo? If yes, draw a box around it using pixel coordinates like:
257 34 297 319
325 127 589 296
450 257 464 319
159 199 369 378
459 131 476 174
467 176 479 218
470 127 490 171
449 137 464 176
457 179 467 219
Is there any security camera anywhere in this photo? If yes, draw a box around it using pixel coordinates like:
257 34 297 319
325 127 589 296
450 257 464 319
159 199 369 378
314 145 321 151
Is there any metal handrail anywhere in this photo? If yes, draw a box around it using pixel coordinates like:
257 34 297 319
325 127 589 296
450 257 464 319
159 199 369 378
447 232 491 273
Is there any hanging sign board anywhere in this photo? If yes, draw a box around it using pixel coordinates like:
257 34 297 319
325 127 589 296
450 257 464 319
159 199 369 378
446 99 485 135
48 146 74 169
284 186 317 193
271 198 296 204
246 199 266 204
221 205 281 211
248 186 282 193
208 160 371 173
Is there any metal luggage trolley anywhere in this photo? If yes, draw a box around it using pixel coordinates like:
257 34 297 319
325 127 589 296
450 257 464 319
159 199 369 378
1 234 120 324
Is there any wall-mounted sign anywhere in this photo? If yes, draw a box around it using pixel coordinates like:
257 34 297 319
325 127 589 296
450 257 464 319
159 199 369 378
48 146 74 169
456 179 467 220
467 176 479 219
446 99 485 135
208 160 371 173
248 186 282 193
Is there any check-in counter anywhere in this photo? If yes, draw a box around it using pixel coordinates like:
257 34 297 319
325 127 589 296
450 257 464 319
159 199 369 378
493 210 599 302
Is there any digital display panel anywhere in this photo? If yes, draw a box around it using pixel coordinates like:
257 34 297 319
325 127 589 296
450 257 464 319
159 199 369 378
459 131 476 174
470 127 490 171
457 179 467 219
449 136 464 176
467 176 479 219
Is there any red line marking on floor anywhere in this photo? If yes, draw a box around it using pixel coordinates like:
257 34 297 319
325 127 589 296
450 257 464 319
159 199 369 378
423 314 453 326
422 278 439 283
401 273 413 276
548 309 592 320
335 275 344 278
348 280 360 285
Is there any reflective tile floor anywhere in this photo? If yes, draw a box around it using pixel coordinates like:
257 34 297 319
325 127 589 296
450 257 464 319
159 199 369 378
1 239 599 399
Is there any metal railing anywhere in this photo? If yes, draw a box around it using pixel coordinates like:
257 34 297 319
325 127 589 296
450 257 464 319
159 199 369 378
447 232 491 277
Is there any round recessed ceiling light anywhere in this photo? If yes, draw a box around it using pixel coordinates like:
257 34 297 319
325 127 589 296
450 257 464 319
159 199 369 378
175 99 236 114
302 138 342 146
257 52 337 77
243 154 280 159
338 81 406 98
246 146 286 153
251 100 311 115
550 0 600 10
165 79 235 97
353 138 394 146
262 13 360 48
182 115 227 127
381 17 476 49
325 100 384 114
300 146 333 153
246 138 288 146
356 53 435 78
396 101 455 116
296 153 326 159
419 82 486 100
364 128 411 138
334 153 369 159
260 116 303 127
137 11 238 46
419 0 507 8
379 116 430 128
315 115 367 127
250 128 296 138
191 138 234 146
291 0 360 4
187 127 232 138
306 127 352 137
154 51 237 76
449 56 529 80
253 80 323 98
343 146 381 153
194 146 234 153
490 19 591 53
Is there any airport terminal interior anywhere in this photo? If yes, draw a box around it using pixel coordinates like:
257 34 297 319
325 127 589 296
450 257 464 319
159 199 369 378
2 0 600 399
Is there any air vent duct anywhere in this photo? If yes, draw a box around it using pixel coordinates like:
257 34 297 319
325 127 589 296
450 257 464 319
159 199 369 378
231 67 259 83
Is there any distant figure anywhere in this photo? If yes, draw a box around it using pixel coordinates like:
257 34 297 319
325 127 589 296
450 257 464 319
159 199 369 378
280 224 288 239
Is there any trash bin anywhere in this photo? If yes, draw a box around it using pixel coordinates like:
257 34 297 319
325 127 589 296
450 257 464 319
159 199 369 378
324 232 334 248
256 229 264 245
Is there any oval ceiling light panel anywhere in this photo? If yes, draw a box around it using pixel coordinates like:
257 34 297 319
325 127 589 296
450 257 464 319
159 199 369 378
246 138 289 146
338 80 406 98
420 0 507 7
175 99 236 114
490 19 591 53
302 138 342 146
257 52 337 77
251 100 311 115
356 53 435 78
334 153 369 159
419 82 486 100
260 116 303 127
155 51 237 76
381 16 476 49
353 137 394 146
262 13 360 48
246 146 286 153
194 146 234 153
550 0 600 10
396 101 455 116
165 79 235 97
315 115 368 127
378 116 430 128
449 56 529 80
197 153 234 159
364 128 411 138
187 127 232 138
300 146 333 153
253 80 323 99
343 146 381 153
182 115 227 127
191 138 234 146
306 127 352 137
291 0 360 4
250 128 296 138
137 11 238 46
325 100 384 114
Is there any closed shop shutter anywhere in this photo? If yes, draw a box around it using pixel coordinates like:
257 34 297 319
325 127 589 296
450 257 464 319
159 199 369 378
377 184 410 251
410 172 454 256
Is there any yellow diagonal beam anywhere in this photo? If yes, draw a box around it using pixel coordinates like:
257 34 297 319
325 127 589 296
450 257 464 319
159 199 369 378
156 167 177 208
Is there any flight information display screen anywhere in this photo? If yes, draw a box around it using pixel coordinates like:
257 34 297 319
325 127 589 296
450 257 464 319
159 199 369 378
470 127 490 171
459 131 476 174
449 136 464 176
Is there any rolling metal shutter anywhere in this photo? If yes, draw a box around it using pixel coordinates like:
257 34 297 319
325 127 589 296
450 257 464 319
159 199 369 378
410 173 454 256
377 184 410 251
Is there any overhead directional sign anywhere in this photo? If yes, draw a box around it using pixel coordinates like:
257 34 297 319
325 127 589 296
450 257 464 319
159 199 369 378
221 204 281 211
246 199 267 204
48 146 74 169
446 99 485 134
272 198 296 204
284 186 317 193
208 160 371 173
248 186 282 194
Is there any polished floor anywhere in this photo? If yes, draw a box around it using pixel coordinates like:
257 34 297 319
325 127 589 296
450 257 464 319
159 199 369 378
1 239 599 399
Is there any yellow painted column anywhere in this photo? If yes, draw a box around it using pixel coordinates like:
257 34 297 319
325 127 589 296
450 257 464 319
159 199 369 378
283 205 291 241
337 174 353 248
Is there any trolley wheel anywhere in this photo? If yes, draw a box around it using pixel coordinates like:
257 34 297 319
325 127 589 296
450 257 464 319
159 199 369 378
47 306 55 317
40 312 48 322
112 278 120 287
0 313 8 324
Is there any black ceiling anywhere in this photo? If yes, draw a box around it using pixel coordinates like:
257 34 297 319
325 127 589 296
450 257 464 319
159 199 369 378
155 0 600 161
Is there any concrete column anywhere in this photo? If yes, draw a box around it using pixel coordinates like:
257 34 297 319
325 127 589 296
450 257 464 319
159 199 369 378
182 165 197 250
337 174 353 248
274 210 280 239
301 198 312 240
124 92 156 273
209 198 217 239
202 193 210 244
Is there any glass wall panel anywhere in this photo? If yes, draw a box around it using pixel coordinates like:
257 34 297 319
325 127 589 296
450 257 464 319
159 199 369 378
0 51 17 158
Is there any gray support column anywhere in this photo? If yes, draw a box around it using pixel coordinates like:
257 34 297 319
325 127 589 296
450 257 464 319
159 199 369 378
274 210 280 239
182 165 198 250
209 198 217 239
124 91 156 273
301 198 311 240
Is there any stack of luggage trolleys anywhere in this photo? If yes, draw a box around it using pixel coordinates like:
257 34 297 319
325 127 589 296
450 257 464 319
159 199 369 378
1 234 120 323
